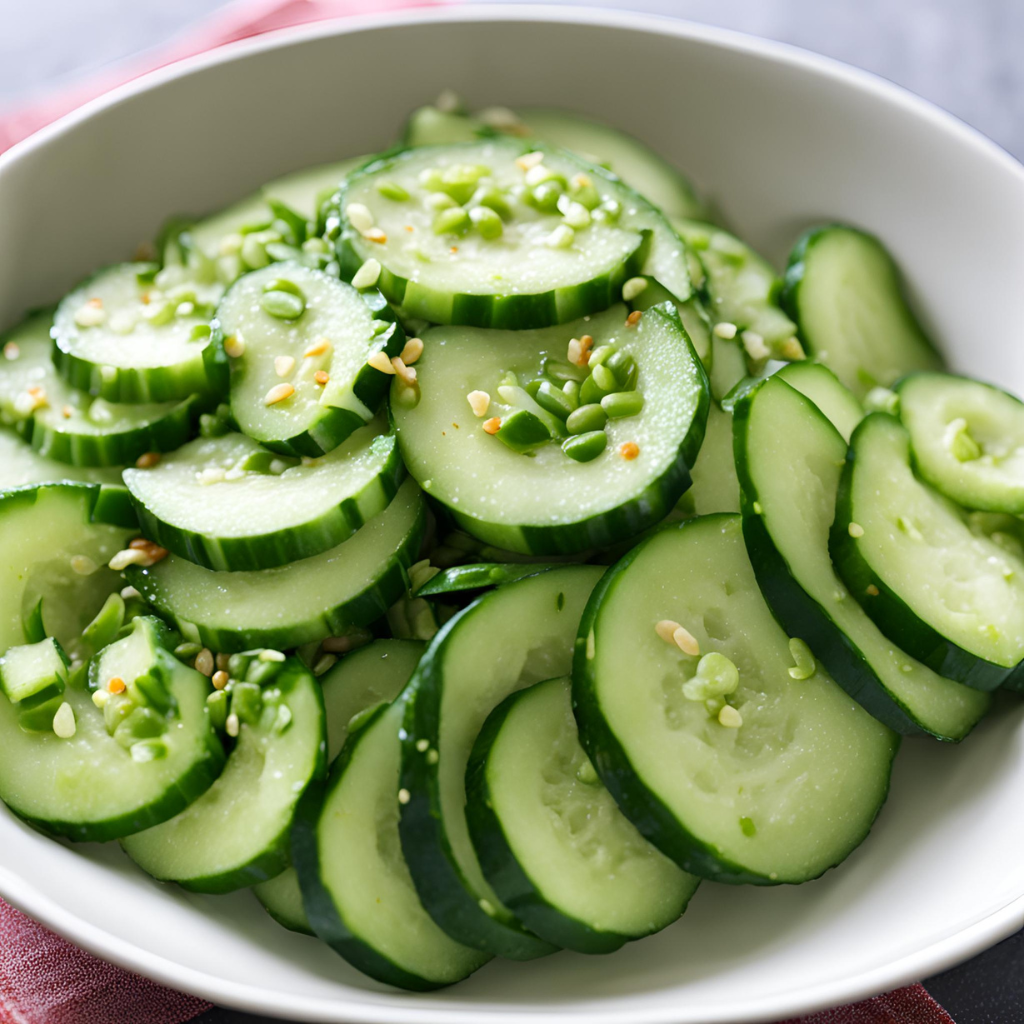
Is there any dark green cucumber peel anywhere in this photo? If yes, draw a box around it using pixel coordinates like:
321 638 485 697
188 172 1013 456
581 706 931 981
415 563 558 597
829 414 1014 691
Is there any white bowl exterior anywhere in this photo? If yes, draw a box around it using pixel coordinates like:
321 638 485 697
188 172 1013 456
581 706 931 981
0 7 1022 1022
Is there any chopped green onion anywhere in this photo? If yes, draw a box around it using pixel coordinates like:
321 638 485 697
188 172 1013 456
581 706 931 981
433 207 471 236
601 390 645 419
561 430 607 463
496 409 551 453
376 179 410 201
566 403 608 435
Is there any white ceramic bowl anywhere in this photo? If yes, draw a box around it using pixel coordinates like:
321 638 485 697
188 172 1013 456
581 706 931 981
0 6 1022 1022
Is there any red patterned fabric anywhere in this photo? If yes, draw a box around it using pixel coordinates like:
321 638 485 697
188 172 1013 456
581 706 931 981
0 2 958 1022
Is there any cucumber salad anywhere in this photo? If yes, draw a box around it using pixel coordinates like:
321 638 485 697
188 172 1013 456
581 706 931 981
0 94 1020 992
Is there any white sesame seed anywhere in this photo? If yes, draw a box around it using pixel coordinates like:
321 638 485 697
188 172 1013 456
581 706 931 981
622 277 649 302
401 337 424 365
91 690 109 709
467 390 490 417
391 356 417 386
264 383 295 406
196 467 226 486
226 713 240 738
223 334 246 359
416 738 430 752
108 548 152 571
368 350 396 374
120 585 141 600
673 625 701 657
303 337 331 358
712 322 737 340
848 522 865 538
274 355 295 378
194 649 214 677
779 337 805 361
570 173 592 190
175 301 195 318
741 330 770 361
74 303 106 328
516 151 545 172
655 619 683 644
351 258 382 290
398 788 411 805
364 227 387 244
345 202 375 235
524 163 552 187
53 702 77 739
70 555 97 576
718 705 743 728
545 224 575 249
259 648 286 662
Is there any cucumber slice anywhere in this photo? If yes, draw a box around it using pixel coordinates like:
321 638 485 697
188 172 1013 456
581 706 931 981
781 225 943 398
391 303 708 554
296 699 490 990
264 158 367 224
0 312 199 467
416 563 556 597
629 276 712 367
675 220 798 361
0 618 224 841
775 361 863 442
126 477 425 652
329 138 690 329
467 676 698 953
400 564 603 958
681 403 739 516
122 658 325 893
831 413 1024 687
896 373 1024 514
575 514 898 883
0 637 67 707
709 332 748 401
123 421 403 571
734 376 991 739
217 262 405 457
254 639 424 934
0 483 132 657
53 263 219 402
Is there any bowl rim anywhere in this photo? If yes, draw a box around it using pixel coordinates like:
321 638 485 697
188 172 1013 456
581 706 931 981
0 5 1021 1021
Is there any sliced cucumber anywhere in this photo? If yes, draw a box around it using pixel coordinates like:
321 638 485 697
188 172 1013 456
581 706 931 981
391 303 708 554
217 262 405 457
709 332 748 401
775 361 863 442
126 477 425 652
122 658 325 893
734 376 991 739
574 514 897 883
781 225 943 398
416 563 556 597
400 565 603 957
330 138 690 329
675 220 798 361
831 413 1024 688
896 373 1024 514
53 263 219 403
255 639 424 934
0 637 68 707
467 676 698 953
0 312 199 467
629 276 712 367
680 403 739 516
123 420 402 571
0 617 224 842
264 158 367 224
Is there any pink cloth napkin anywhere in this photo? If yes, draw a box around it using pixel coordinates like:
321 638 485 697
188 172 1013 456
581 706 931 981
0 3 958 1022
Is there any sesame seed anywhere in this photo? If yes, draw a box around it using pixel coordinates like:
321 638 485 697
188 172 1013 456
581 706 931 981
322 635 356 654
545 224 575 249
626 310 643 327
391 356 417 386
401 337 424 365
450 246 459 255
398 788 411 805
567 338 584 365
866 584 880 596
779 337 805 361
215 653 231 672
135 451 161 469
120 585 141 600
712 322 737 340
194 649 214 677
314 370 330 385
368 350 396 374
3 342 19 360
108 547 160 571
91 690 109 708
365 227 387 244
752 501 763 515
672 625 700 656
211 670 229 690
197 467 226 486
742 330 770 361
351 258 382 290
107 677 126 694
655 619 683 644
482 417 501 435
313 653 337 676
467 390 490 417
718 705 743 728
52 702 76 739
303 337 331 358
224 334 246 358
264 383 295 406
345 202 375 235
226 713 240 738
274 355 295 378
62 405 74 419
516 151 545 172
848 522 865 538
571 173 592 189
74 302 106 328
70 555 97 576
622 277 649 301
416 738 430 752
259 649 286 663
619 441 640 460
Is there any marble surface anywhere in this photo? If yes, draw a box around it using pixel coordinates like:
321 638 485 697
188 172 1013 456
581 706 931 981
2 0 1022 159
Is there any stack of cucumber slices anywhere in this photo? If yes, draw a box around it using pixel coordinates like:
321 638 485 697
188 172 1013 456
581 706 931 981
0 92 1019 994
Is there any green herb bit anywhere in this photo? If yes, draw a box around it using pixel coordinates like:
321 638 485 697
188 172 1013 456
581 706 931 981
474 187 513 220
433 206 471 236
739 816 757 837
470 205 504 240
376 179 410 201
562 430 607 463
682 652 740 703
206 689 229 732
566 403 608 435
261 289 306 321
496 409 551 453
601 391 644 419
534 381 575 420
944 417 982 462
588 344 617 367
543 358 586 383
561 380 581 408
788 637 817 680
529 181 564 213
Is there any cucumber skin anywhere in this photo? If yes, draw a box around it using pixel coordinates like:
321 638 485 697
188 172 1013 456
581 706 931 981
572 514 897 883
21 649 227 844
217 283 406 459
415 562 558 597
464 688 629 954
292 703 488 991
398 606 559 960
18 394 203 469
125 496 427 653
129 436 406 572
92 485 138 528
732 381 977 738
829 414 1011 691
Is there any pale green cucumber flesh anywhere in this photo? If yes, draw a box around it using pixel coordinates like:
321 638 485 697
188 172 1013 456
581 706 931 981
680 403 739 517
0 430 125 491
775 361 863 442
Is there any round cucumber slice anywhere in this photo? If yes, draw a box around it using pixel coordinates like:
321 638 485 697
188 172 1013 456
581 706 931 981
467 676 699 953
295 699 490 990
0 312 199 467
391 303 708 555
254 639 424 935
330 138 690 329
574 514 898 884
775 361 863 443
122 658 325 893
831 413 1024 687
0 429 128 499
124 420 403 571
217 262 405 457
897 372 1024 514
126 477 425 652
0 618 224 842
400 564 603 959
734 376 992 740
53 263 219 402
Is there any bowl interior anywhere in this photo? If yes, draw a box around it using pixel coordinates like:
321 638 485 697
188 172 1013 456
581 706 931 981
0 8 1022 1023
